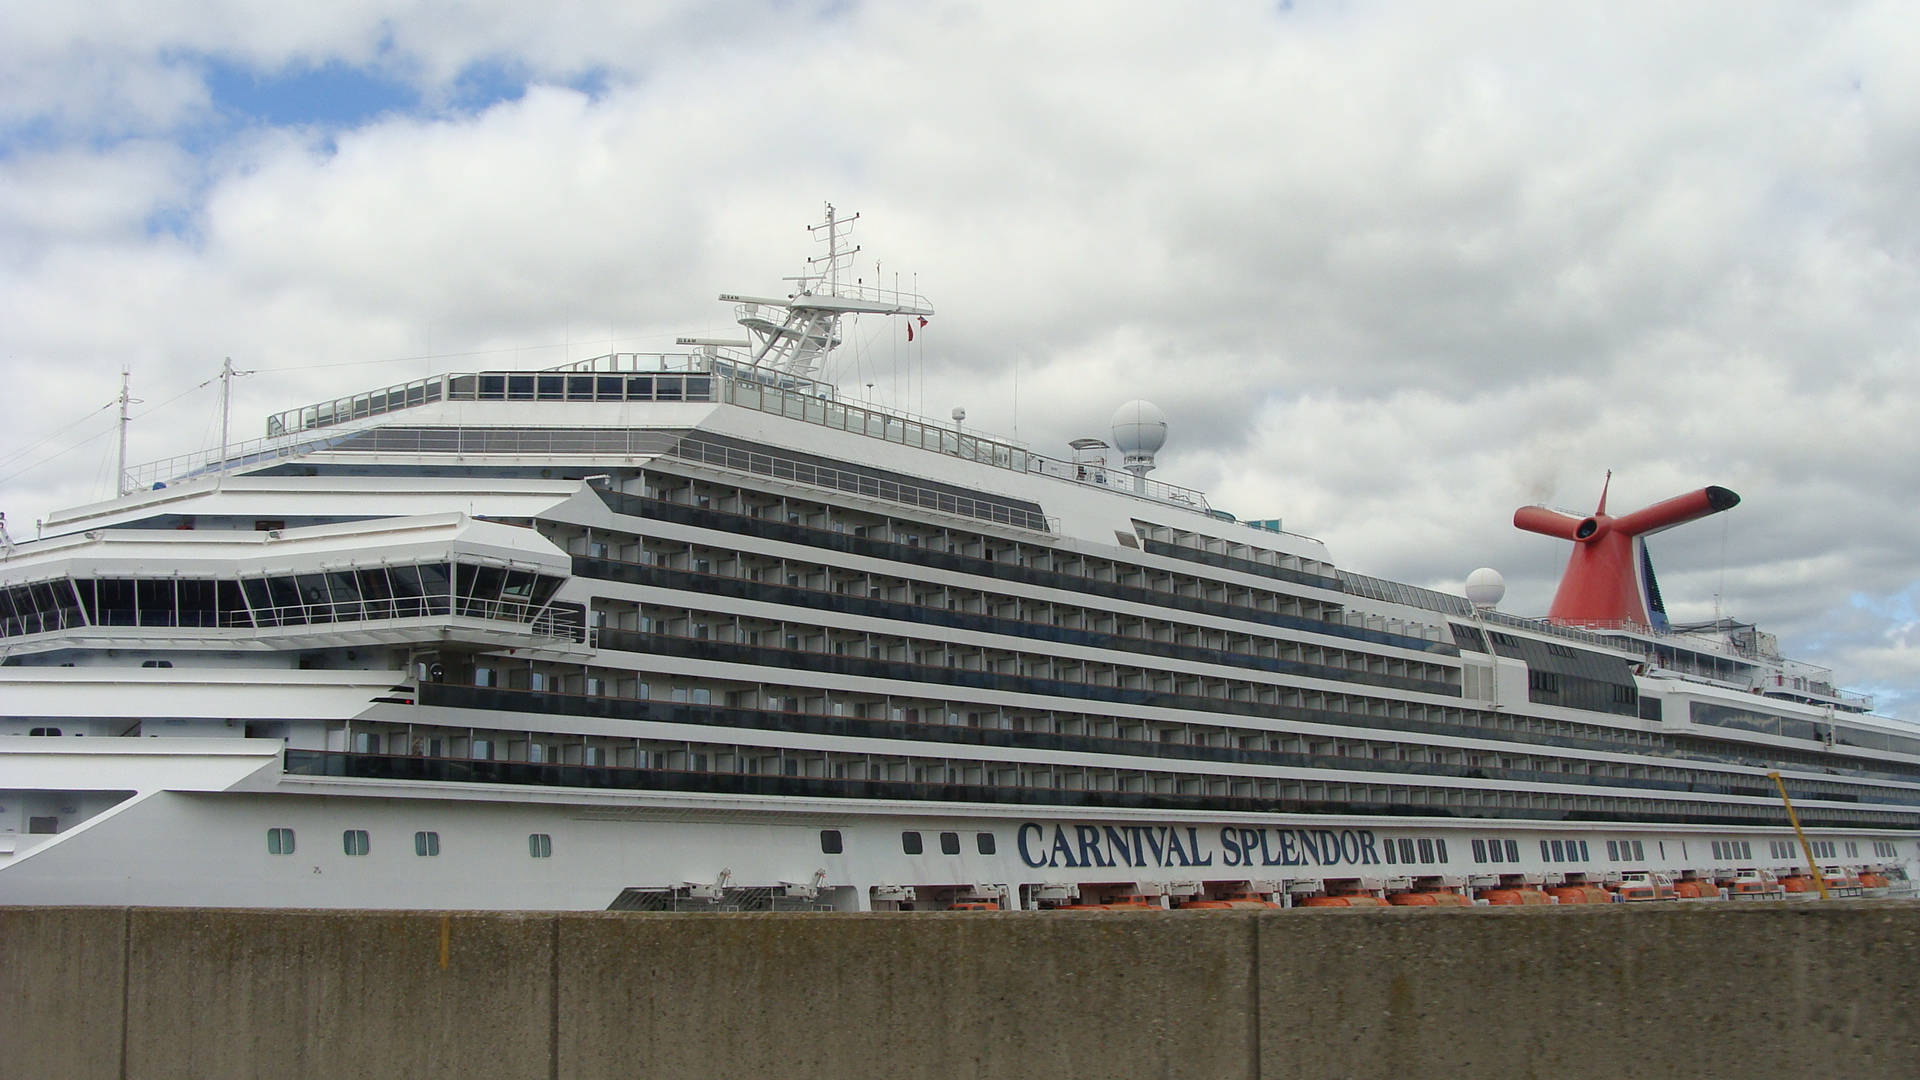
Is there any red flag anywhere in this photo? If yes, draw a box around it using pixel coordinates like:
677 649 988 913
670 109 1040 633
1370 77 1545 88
907 315 928 342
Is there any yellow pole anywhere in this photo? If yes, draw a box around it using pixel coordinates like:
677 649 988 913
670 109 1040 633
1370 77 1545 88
1768 771 1830 901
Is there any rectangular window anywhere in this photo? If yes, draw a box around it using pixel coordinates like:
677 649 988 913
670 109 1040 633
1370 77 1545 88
266 827 295 855
940 832 961 856
1541 840 1552 862
528 833 553 858
342 830 370 856
1632 840 1645 861
1383 840 1398 864
901 831 924 855
1577 840 1589 861
414 831 440 857
1504 839 1519 863
1471 838 1487 863
1417 838 1434 863
1397 839 1416 864
977 833 997 855
820 829 843 855
1550 840 1565 863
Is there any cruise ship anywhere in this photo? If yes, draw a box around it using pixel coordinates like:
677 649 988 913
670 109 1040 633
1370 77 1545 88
1 209 1914 911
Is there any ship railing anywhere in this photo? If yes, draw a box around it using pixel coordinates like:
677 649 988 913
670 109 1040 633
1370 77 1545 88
661 437 1057 533
122 431 362 492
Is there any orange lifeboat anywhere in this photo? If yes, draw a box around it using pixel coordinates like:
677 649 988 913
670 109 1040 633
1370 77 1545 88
1859 871 1891 890
1546 885 1612 904
1388 889 1472 907
1478 888 1553 905
1729 869 1784 898
1673 878 1720 900
1300 894 1391 908
949 901 1001 911
1615 871 1677 901
1779 874 1820 893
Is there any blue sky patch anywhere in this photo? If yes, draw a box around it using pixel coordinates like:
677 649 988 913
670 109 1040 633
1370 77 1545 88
203 57 420 129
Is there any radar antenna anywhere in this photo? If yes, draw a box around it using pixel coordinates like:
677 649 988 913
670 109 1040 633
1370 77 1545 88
713 204 933 381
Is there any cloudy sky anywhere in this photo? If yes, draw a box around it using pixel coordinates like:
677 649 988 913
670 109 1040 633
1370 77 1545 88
4 1 1919 712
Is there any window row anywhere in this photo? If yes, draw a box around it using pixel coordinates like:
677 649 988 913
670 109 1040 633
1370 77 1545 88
1539 839 1591 863
1607 839 1647 862
263 828 553 858
1381 837 1450 865
289 741 1920 831
448 372 713 404
0 562 565 638
1710 840 1753 861
1472 838 1522 864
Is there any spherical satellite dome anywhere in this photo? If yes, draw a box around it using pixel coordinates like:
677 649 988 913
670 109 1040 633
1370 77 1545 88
1464 567 1506 610
1110 400 1168 454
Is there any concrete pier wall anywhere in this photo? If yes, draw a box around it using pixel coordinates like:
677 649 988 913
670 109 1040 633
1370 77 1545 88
3 903 1916 1080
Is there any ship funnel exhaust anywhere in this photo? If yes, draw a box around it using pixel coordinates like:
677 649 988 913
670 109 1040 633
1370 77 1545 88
1514 479 1740 629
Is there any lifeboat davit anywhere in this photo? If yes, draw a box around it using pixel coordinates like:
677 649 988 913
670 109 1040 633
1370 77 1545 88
1177 892 1280 910
1387 890 1472 907
1299 894 1391 908
1061 893 1159 910
1545 885 1612 904
1478 888 1553 905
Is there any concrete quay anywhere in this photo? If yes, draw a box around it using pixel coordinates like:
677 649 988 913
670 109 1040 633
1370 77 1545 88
2 901 1916 1079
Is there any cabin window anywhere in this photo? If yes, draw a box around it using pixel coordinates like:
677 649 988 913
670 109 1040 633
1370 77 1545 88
266 827 295 855
414 831 440 857
939 832 961 856
1541 840 1553 862
1472 838 1487 863
901 831 924 855
976 833 997 855
819 830 844 855
342 830 370 856
1434 839 1449 863
1417 838 1435 863
528 833 553 858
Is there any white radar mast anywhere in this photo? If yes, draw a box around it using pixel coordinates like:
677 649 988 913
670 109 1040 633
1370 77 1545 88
715 204 934 381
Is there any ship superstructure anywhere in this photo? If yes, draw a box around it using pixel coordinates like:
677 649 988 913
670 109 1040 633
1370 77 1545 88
0 210 1915 911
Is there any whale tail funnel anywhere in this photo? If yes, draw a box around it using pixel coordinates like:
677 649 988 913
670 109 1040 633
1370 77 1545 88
1514 482 1739 629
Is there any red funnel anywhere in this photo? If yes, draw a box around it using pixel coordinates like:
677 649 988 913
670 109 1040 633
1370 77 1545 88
1514 479 1739 628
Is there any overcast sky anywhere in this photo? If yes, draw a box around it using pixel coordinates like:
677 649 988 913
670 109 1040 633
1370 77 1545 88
4 1 1919 713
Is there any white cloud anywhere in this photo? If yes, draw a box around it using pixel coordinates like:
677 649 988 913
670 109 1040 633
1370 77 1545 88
5 0 1920 710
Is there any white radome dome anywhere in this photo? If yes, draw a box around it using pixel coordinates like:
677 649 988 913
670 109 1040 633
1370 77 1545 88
1464 567 1506 610
1110 400 1168 454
